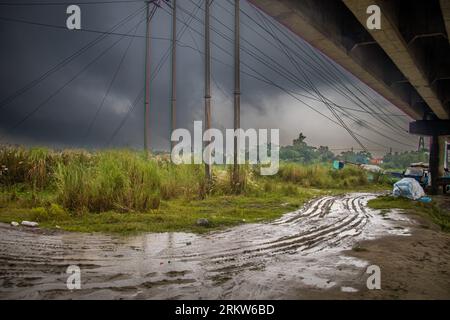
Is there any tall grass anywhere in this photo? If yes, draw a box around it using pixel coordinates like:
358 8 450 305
1 147 209 212
1 146 384 213
0 146 93 191
278 163 368 188
158 159 207 201
54 151 161 212
53 151 213 212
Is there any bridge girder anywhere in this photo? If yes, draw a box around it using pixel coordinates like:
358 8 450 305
248 0 450 121
343 0 450 120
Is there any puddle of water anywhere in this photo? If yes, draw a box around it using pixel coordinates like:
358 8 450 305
0 193 412 299
341 287 359 293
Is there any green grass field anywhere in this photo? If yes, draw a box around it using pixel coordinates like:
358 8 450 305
0 146 389 234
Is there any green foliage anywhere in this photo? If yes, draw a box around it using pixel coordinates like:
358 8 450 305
280 133 318 163
0 146 54 190
1 147 212 213
278 163 370 188
30 204 70 222
55 151 162 213
0 145 389 235
0 189 325 234
159 161 207 200
382 150 429 169
279 132 371 165
337 150 372 165
0 146 94 190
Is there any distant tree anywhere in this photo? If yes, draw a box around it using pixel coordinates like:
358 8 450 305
280 133 335 164
338 150 371 164
382 150 429 169
317 146 334 162
293 133 307 147
356 151 372 164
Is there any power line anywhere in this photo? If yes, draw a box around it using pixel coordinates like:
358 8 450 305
187 0 412 143
219 0 403 122
84 10 150 142
107 88 145 146
0 5 146 110
253 8 416 148
243 1 415 146
148 0 203 87
162 4 390 151
0 1 143 6
225 0 411 137
254 10 415 148
168 2 408 151
107 0 202 146
255 6 411 135
254 7 368 152
0 15 174 40
246 2 412 138
181 0 317 101
166 1 418 151
332 106 417 148
0 13 147 141
1 0 418 151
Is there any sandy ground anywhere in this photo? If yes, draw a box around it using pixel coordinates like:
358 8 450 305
293 223 450 299
0 193 449 300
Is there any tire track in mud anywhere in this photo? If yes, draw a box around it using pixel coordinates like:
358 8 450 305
0 193 408 299
161 196 341 261
202 195 371 278
174 195 366 263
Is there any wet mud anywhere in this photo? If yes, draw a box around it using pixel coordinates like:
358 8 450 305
0 194 416 299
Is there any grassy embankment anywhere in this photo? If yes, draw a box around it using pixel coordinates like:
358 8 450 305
368 196 450 232
0 146 389 234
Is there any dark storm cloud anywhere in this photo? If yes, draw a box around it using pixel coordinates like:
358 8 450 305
0 0 416 154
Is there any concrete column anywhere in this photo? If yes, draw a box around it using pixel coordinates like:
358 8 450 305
438 136 446 177
429 135 446 194
429 135 439 195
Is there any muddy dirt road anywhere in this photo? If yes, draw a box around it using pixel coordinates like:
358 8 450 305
0 193 420 299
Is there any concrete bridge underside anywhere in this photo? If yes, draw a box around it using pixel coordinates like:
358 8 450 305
248 0 450 193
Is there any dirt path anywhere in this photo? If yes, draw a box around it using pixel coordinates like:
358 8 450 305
0 193 447 299
342 216 450 299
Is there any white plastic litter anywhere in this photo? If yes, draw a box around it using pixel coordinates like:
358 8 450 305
11 221 19 227
393 178 425 200
360 164 383 173
21 221 39 228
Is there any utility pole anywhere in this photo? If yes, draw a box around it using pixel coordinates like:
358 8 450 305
170 0 177 150
233 0 241 188
144 1 152 153
204 0 212 180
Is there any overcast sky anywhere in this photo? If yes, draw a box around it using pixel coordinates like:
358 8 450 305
0 0 419 155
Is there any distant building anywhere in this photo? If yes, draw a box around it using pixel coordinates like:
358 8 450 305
370 158 384 165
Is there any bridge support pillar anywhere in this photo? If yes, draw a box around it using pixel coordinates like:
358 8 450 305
429 136 447 195
410 120 450 195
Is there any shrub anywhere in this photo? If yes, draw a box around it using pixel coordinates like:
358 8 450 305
279 163 369 188
30 204 69 222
